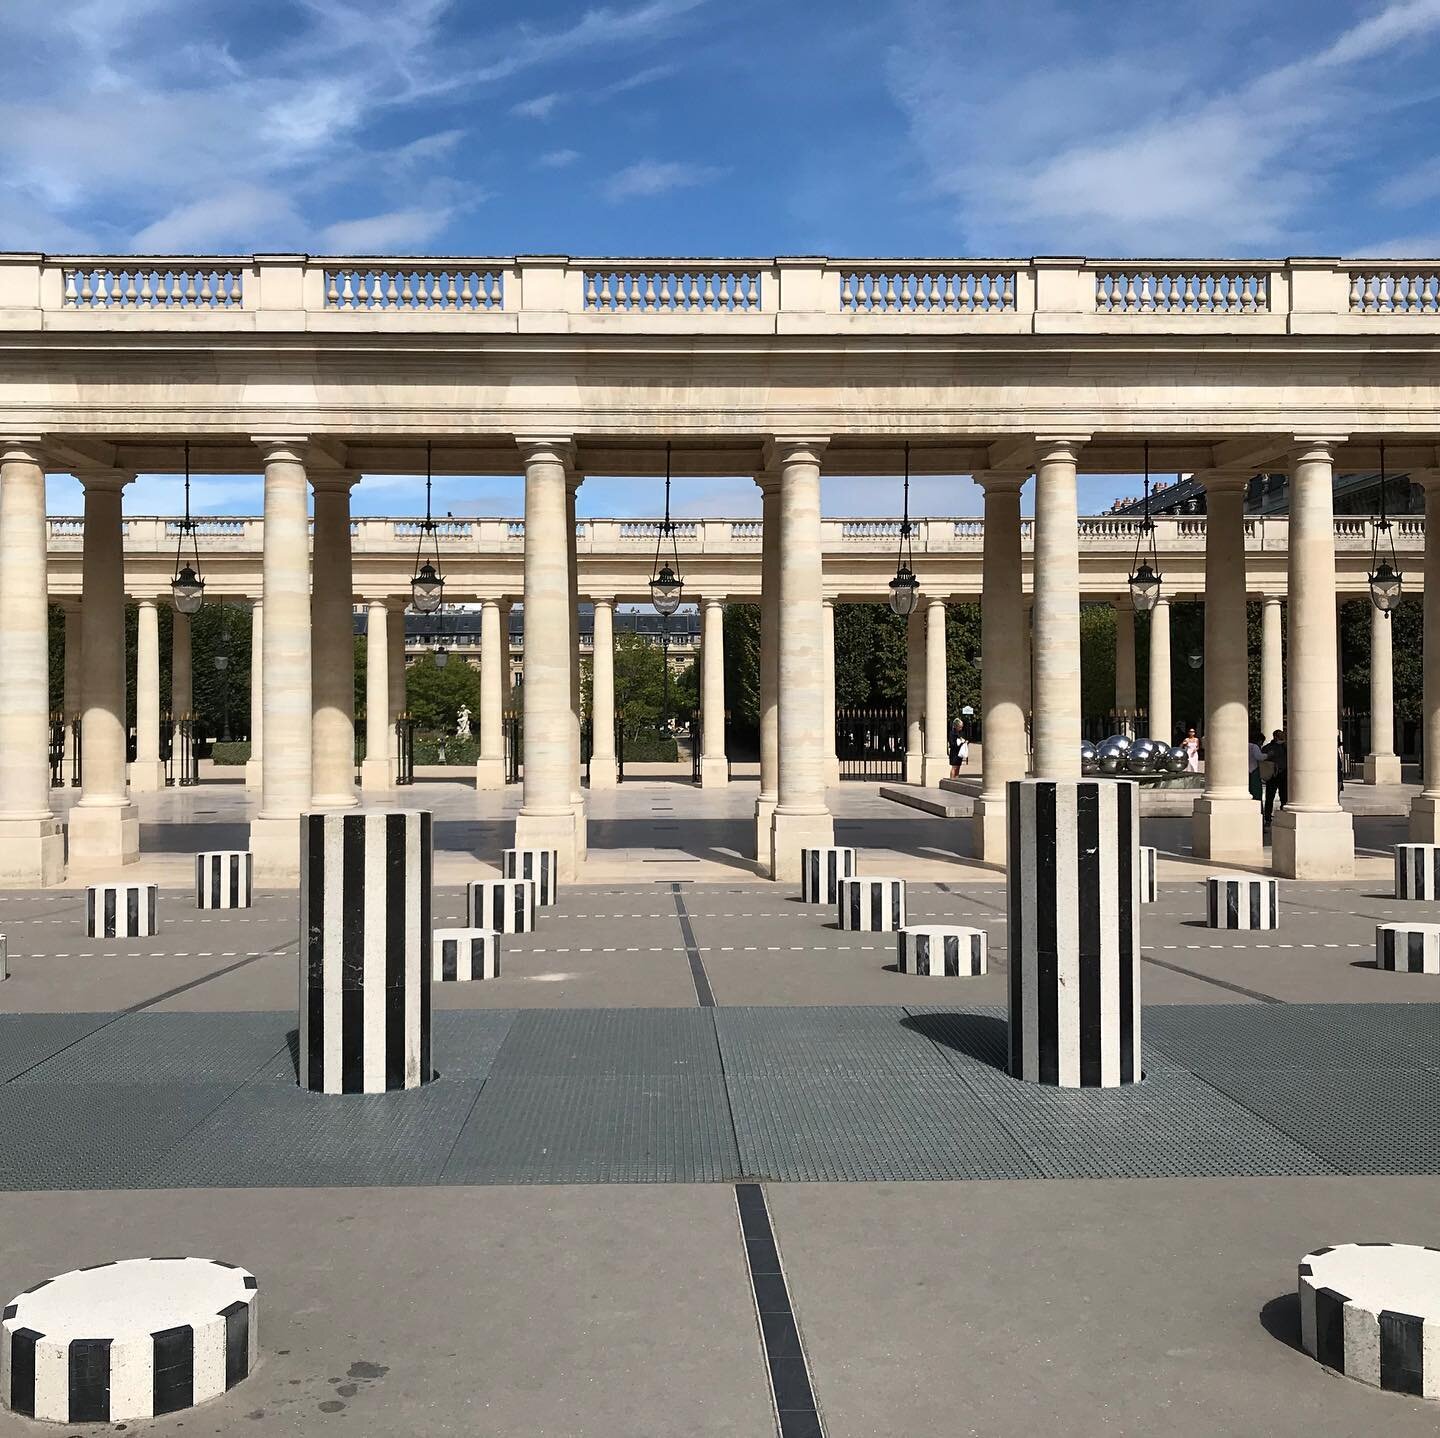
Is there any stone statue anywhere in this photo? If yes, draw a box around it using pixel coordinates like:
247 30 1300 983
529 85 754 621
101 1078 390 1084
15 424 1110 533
456 704 472 740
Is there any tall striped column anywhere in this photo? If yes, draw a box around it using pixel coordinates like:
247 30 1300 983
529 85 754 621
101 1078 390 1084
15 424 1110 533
298 809 432 1094
1007 778 1141 1087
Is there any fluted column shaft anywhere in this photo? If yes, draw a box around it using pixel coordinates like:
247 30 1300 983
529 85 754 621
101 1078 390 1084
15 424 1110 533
1260 595 1283 738
131 598 165 792
754 473 781 869
1411 479 1440 837
1365 597 1399 784
244 601 263 787
822 598 839 786
1031 439 1084 778
566 479 586 855
1149 597 1172 744
922 596 949 785
310 473 358 808
905 604 924 783
699 596 728 786
1114 596 1137 715
360 599 391 791
476 597 507 788
589 597 617 789
387 600 406 761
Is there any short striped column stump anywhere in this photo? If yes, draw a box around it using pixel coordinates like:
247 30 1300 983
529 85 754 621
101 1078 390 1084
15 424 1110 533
86 883 157 938
299 810 431 1094
897 925 987 976
1 1256 258 1423
502 848 557 906
195 851 252 910
800 846 857 904
1395 844 1440 900
1138 845 1158 904
467 878 536 934
1376 923 1440 974
1007 779 1141 1088
1300 1243 1440 1399
837 876 906 932
1206 874 1278 930
433 928 500 981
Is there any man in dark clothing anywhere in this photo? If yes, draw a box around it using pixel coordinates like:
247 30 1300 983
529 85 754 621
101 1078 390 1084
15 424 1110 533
1261 729 1288 825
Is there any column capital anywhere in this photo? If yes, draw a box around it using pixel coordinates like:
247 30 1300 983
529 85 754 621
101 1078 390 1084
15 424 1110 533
1290 436 1347 463
251 436 310 465
1201 468 1250 493
309 468 359 494
971 469 1028 493
73 468 132 492
0 436 48 466
764 435 828 469
753 468 781 495
515 435 576 468
700 594 725 610
1033 435 1090 464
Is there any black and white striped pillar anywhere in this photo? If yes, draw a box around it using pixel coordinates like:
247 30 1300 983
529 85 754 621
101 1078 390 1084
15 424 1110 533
432 927 501 981
195 851 253 910
897 925 987 976
502 848 557 905
1394 844 1440 899
800 846 856 904
1300 1243 1439 1398
298 809 432 1094
1006 778 1141 1088
86 883 158 938
1205 875 1278 929
467 879 536 934
837 876 906 932
1376 922 1440 974
1 1256 259 1423
1138 845 1157 904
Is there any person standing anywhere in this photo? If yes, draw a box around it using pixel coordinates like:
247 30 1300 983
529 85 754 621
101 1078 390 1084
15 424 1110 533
949 717 965 779
1182 726 1201 773
1247 727 1264 801
1261 728 1288 825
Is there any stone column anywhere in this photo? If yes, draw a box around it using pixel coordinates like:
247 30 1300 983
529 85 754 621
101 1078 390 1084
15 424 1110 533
359 599 391 791
973 472 1028 861
905 604 924 783
387 598 406 766
1410 476 1440 839
244 600 264 788
1114 594 1137 723
588 596 617 789
566 477 586 856
1022 597 1033 765
514 439 579 878
770 439 834 881
69 470 139 869
62 601 82 771
754 472 781 869
249 440 313 883
475 597 508 789
171 607 192 722
1273 440 1354 878
822 598 840 787
922 595 949 786
0 442 65 885
700 595 728 786
1259 595 1283 738
310 472 358 809
1193 474 1262 861
1149 596 1172 744
130 598 166 792
1364 596 1401 785
1031 438 1086 778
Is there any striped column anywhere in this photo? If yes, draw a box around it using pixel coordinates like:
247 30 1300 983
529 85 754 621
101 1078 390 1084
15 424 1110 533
800 846 856 904
467 878 536 933
1394 843 1440 899
1376 923 1440 973
298 810 431 1094
86 883 157 938
1205 875 1278 929
1006 778 1141 1087
1137 845 1157 903
898 926 987 976
837 876 906 932
195 851 253 909
432 928 501 981
502 847 557 905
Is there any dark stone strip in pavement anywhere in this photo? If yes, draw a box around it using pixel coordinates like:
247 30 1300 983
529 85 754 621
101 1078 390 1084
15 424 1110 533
1141 954 1283 1004
672 884 715 1008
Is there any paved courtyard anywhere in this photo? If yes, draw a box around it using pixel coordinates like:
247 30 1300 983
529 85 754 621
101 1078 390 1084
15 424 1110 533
1 780 1438 1434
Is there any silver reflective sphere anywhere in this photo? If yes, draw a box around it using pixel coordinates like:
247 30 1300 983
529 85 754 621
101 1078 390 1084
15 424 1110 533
1125 749 1154 774
1164 749 1190 774
1103 733 1133 752
1079 741 1098 775
1149 739 1171 762
1098 752 1123 775
1097 738 1126 757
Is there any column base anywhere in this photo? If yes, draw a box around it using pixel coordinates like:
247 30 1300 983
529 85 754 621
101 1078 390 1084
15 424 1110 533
825 756 841 787
1271 808 1354 880
770 808 835 884
309 791 360 810
515 811 578 881
1191 794 1264 864
754 795 776 876
244 758 263 789
587 756 617 791
572 798 588 860
250 815 301 886
1409 794 1440 843
904 754 922 784
128 761 167 794
1364 753 1403 785
971 794 1009 865
474 756 508 790
359 758 393 792
699 756 729 787
0 816 66 887
67 803 139 871
921 755 950 787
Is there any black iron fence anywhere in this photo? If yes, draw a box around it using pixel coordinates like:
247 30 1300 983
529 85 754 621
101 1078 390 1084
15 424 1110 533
48 714 65 787
504 711 521 784
171 717 199 787
836 705 907 781
396 714 416 785
69 717 82 786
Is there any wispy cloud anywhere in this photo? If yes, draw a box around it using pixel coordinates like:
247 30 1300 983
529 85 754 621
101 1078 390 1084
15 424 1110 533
603 158 723 201
512 92 563 120
538 148 582 169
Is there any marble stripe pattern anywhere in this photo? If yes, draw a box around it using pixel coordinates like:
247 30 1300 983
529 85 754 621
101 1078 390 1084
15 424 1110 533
1394 844 1440 900
432 927 501 981
897 925 987 976
194 851 252 910
86 883 157 938
1376 923 1440 974
836 877 906 932
299 810 431 1094
1205 875 1278 930
1006 778 1140 1088
0 1257 258 1423
1299 1243 1440 1399
799 846 856 904
1138 845 1158 904
502 848 557 906
466 879 536 934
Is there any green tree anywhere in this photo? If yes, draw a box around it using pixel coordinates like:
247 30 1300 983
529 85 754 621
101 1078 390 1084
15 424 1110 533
404 653 480 731
613 631 666 732
722 603 760 739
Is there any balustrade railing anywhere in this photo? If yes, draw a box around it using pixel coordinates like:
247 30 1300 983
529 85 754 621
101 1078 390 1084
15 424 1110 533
617 520 699 539
392 519 473 538
1094 269 1269 313
1349 269 1440 313
62 265 243 309
839 269 1016 312
584 269 762 312
325 267 504 310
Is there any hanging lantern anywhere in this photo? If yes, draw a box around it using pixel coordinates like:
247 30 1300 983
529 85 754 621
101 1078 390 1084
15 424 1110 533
1368 440 1404 615
410 440 446 615
888 440 920 618
171 440 206 615
433 644 449 670
650 441 684 617
1127 440 1163 613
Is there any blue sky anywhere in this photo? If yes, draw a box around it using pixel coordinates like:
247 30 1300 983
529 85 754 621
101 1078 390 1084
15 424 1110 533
8 0 1440 520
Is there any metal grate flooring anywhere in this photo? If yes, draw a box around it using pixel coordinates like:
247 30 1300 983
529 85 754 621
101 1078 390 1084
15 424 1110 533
0 1002 1437 1188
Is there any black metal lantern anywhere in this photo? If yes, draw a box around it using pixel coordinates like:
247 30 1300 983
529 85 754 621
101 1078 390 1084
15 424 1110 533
650 442 683 617
433 644 449 670
888 441 920 617
1127 440 1163 613
411 440 445 615
1187 649 1204 671
171 440 205 615
1369 440 1404 615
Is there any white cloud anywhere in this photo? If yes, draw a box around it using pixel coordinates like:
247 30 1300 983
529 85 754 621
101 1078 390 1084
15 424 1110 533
512 92 563 120
130 185 307 253
603 158 723 201
321 205 465 253
538 148 582 169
